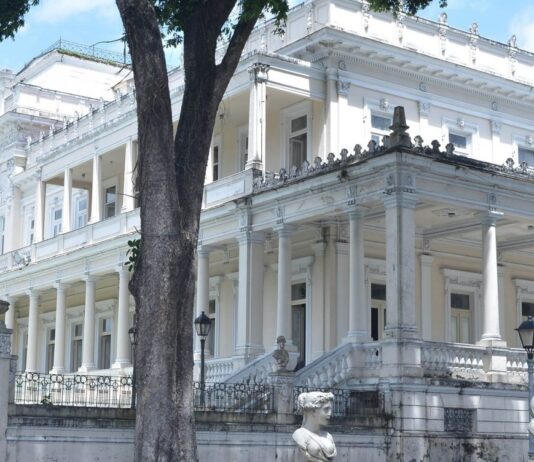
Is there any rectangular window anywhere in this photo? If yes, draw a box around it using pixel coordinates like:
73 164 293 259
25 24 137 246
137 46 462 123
47 328 55 373
29 218 34 244
75 196 88 229
71 323 83 371
371 114 392 146
52 208 62 237
207 299 216 356
370 283 387 341
522 302 534 320
448 132 471 154
289 115 307 168
99 318 112 369
0 217 4 254
451 293 471 343
104 186 116 219
291 282 307 370
519 147 534 167
212 145 220 181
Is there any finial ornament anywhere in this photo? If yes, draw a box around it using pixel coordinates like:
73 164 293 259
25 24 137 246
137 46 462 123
389 106 411 148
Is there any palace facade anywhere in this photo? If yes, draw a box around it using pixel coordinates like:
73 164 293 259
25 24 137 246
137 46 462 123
2 1 534 460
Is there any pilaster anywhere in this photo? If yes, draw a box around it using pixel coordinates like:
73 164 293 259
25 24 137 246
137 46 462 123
79 276 97 372
89 152 102 223
25 289 40 372
50 282 69 374
420 254 434 341
246 63 269 172
112 268 132 369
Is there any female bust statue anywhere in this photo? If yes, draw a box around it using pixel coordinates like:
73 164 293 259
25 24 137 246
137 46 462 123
292 392 337 461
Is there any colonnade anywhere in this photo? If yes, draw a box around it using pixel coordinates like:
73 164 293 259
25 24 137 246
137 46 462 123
5 268 132 374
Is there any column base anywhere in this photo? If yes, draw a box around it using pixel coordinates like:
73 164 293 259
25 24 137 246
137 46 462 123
49 367 65 375
344 331 371 343
78 364 96 373
112 360 132 370
477 337 507 348
245 159 263 171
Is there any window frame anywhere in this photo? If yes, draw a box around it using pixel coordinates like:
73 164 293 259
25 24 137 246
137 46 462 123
442 269 482 344
442 117 479 157
281 101 312 170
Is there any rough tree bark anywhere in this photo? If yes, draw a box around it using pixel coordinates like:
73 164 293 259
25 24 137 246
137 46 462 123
115 1 260 460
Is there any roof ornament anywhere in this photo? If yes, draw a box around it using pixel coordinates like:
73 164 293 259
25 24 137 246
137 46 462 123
389 106 411 148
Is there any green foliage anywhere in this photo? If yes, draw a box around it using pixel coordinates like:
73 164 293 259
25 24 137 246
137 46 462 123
153 0 289 47
0 0 39 41
127 238 141 272
368 0 446 16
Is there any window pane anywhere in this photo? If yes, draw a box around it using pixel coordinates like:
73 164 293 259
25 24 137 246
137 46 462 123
100 335 111 369
371 307 379 341
291 282 306 301
522 302 534 317
54 209 62 220
371 115 391 131
371 284 386 301
289 133 307 167
449 133 468 149
451 293 470 309
208 299 216 315
50 328 56 341
208 319 215 354
74 324 83 337
291 115 307 133
102 318 112 333
519 147 534 166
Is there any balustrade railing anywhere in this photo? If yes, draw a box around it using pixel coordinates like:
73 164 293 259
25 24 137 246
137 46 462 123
13 373 273 413
14 373 133 408
193 382 273 413
421 342 488 379
204 357 235 383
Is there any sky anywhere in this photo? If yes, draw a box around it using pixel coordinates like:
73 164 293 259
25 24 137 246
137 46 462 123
0 0 533 73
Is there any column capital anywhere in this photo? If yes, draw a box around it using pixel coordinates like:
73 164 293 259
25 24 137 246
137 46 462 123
236 231 265 245
248 63 270 83
53 282 70 291
348 206 367 220
116 266 130 278
196 245 213 258
478 209 504 226
382 192 418 210
420 253 434 266
82 274 97 284
274 224 296 237
25 289 41 299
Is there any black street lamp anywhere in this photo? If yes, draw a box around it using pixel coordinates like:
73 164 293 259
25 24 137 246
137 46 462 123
128 321 138 410
194 311 212 407
516 316 534 459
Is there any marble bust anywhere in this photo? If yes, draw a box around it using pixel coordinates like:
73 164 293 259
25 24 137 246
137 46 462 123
272 335 290 370
292 392 337 461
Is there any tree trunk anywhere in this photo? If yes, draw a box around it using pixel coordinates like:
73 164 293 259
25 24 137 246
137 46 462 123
115 1 260 460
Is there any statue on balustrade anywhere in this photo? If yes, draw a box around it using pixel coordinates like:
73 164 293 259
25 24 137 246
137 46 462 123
292 391 337 461
273 335 290 371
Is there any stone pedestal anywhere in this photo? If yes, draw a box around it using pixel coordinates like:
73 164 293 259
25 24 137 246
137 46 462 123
0 299 13 462
269 371 295 423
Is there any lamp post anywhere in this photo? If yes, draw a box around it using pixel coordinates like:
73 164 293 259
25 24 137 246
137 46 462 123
128 321 138 410
194 311 212 407
516 316 534 459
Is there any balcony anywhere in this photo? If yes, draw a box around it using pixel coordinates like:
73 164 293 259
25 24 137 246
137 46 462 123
0 209 140 272
202 168 261 209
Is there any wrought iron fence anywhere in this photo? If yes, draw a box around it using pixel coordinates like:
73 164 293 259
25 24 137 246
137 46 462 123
14 373 273 413
293 386 382 418
14 373 133 408
41 39 131 65
192 382 274 413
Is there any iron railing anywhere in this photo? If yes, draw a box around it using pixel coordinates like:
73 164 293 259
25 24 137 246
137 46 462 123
41 39 131 66
14 373 274 413
193 382 274 413
293 386 382 418
14 373 133 408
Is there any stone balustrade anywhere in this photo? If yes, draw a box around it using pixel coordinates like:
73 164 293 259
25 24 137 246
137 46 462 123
204 357 236 383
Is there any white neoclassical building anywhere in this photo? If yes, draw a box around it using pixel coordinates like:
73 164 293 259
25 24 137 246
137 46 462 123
2 2 534 459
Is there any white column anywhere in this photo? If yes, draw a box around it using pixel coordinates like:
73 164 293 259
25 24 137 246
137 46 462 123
5 296 15 351
420 254 434 341
121 139 135 212
79 276 97 372
235 231 265 359
311 242 326 360
113 268 131 368
325 66 339 157
246 64 268 172
275 225 294 345
383 192 418 338
33 178 45 243
6 186 22 251
195 246 210 357
479 211 503 345
25 290 40 372
51 283 68 374
346 209 369 341
62 167 72 233
89 153 101 223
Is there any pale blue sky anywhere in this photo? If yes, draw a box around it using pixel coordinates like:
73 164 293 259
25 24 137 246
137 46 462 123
1 0 533 73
